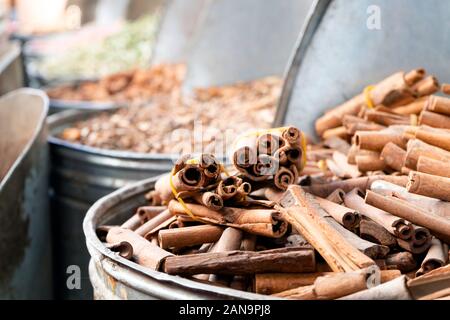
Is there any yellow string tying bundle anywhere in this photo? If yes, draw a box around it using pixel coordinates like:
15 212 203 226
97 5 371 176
317 159 328 173
169 157 229 220
364 85 376 109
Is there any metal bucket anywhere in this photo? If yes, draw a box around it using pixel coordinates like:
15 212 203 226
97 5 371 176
274 0 450 139
182 0 314 91
83 176 274 300
0 88 52 299
47 108 174 299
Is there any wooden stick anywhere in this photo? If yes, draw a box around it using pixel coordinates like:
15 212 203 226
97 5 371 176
163 247 315 275
365 190 450 243
417 156 450 178
280 185 375 272
380 142 406 172
158 225 224 249
106 227 172 270
344 188 413 239
406 171 450 201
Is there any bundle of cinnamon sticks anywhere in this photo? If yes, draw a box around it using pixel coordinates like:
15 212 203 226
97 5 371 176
97 69 450 299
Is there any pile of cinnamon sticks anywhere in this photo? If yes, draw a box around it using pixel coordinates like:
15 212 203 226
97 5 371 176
97 69 450 299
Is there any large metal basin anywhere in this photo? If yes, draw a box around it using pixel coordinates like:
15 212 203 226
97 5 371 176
0 88 52 299
84 176 274 300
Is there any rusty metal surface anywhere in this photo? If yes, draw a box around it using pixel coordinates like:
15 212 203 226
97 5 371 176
0 88 52 299
84 176 279 300
48 109 174 299
275 0 450 140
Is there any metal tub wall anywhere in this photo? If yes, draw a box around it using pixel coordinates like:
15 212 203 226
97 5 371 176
48 109 174 299
83 176 275 300
0 89 52 299
274 0 450 139
0 43 24 96
182 0 314 92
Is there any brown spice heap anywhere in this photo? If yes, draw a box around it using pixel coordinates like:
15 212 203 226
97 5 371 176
59 75 281 154
47 64 186 103
97 69 450 300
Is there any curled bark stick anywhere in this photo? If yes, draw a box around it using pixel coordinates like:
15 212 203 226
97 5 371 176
419 110 450 129
359 219 397 248
163 247 315 275
380 142 406 172
158 225 224 249
417 156 450 178
134 209 173 236
365 191 450 243
425 95 450 116
314 196 361 230
168 200 288 238
385 252 417 273
406 171 450 201
326 188 346 204
416 238 449 277
355 131 407 151
344 188 413 240
106 227 172 270
405 139 450 169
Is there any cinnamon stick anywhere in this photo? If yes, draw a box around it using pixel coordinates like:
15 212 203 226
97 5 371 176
134 209 173 236
280 185 375 272
120 213 142 231
442 84 450 95
105 241 133 259
314 196 361 230
425 95 450 116
168 200 288 238
406 171 450 201
355 131 407 151
414 128 450 151
365 110 410 126
340 275 412 300
412 76 440 97
303 175 408 198
417 156 450 178
392 96 428 115
136 206 167 223
416 238 449 277
163 247 315 275
325 188 345 204
365 190 450 243
385 252 417 273
380 142 407 172
419 110 450 129
359 219 397 247
158 225 224 249
370 180 450 219
343 188 413 240
106 227 172 270
356 153 386 172
404 139 450 169
192 192 224 211
323 136 351 155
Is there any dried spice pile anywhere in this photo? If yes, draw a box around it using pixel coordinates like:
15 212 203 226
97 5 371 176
58 73 281 154
47 63 186 103
96 88 450 300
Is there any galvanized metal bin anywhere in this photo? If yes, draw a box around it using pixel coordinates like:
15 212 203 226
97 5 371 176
275 0 450 139
0 43 24 95
0 88 52 299
183 0 314 91
48 108 174 299
84 176 274 300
